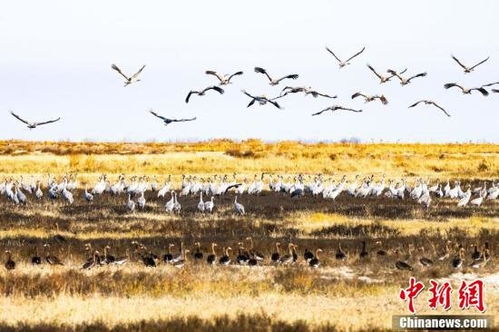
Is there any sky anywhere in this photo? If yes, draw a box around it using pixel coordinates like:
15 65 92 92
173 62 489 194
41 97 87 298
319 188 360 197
0 0 498 143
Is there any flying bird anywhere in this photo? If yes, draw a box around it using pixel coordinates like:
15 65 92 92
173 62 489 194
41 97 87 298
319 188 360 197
253 67 299 85
443 83 489 96
242 90 282 109
312 105 362 116
366 65 406 83
408 100 451 117
205 70 244 85
149 110 197 126
185 86 224 103
482 81 499 87
280 86 336 99
325 46 365 68
351 92 388 105
111 64 146 87
451 55 489 73
492 89 499 93
387 69 427 86
10 111 61 129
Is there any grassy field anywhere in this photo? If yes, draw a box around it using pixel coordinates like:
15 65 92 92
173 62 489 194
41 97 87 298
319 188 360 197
0 140 497 331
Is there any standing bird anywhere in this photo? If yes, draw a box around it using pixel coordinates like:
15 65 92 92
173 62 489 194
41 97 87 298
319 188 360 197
219 247 232 265
308 249 322 268
335 242 347 260
111 64 146 86
234 196 245 215
205 70 244 85
126 194 135 212
150 111 197 126
197 192 205 213
452 246 465 269
451 55 489 73
10 111 60 129
242 90 282 109
253 67 299 85
4 250 15 270
185 86 224 103
271 242 281 263
204 196 215 213
443 83 489 96
387 70 427 86
206 243 218 265
312 105 362 116
359 241 369 258
408 100 451 117
351 92 388 105
84 186 94 202
325 46 365 68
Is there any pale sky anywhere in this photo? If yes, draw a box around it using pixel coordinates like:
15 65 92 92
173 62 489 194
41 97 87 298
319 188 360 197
1 0 498 143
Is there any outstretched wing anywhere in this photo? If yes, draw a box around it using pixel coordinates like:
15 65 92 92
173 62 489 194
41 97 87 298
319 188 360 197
482 81 499 87
204 86 224 94
242 90 255 99
376 95 388 105
469 56 489 70
387 69 402 80
35 117 61 126
174 117 197 123
444 82 460 90
227 71 243 82
111 64 129 80
430 102 451 117
407 72 427 82
254 67 273 82
338 106 363 113
311 107 332 116
205 70 224 82
267 99 281 109
150 110 167 121
351 92 366 99
275 74 299 84
492 89 499 93
185 91 197 103
367 64 382 80
325 47 342 63
10 111 30 124
408 100 425 108
345 47 365 63
470 87 489 96
451 55 467 70
131 65 146 80
310 91 336 99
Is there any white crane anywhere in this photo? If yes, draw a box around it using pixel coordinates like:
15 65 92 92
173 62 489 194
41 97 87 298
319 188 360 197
234 196 245 215
137 192 146 210
126 194 135 212
197 192 205 213
165 191 175 213
204 196 215 213
84 186 94 203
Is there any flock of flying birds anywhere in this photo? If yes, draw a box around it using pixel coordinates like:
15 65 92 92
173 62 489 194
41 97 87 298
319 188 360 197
8 48 499 129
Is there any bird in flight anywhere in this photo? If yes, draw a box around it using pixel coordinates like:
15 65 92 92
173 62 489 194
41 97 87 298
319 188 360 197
312 105 362 116
185 86 224 103
482 81 499 88
443 83 489 96
205 70 244 85
387 69 427 86
242 90 282 109
253 67 299 86
325 46 365 68
280 86 337 99
451 55 489 73
10 111 61 129
351 92 388 105
408 100 451 117
111 64 146 87
366 65 406 84
149 110 196 126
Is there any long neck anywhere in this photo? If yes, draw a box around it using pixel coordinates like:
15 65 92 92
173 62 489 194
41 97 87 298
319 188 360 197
211 244 216 255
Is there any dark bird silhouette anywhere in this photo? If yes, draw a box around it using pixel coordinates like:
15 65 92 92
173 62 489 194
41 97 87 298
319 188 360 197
254 67 298 85
312 105 362 116
387 70 427 86
111 64 146 86
150 110 196 126
271 242 281 263
10 111 60 129
359 241 369 258
352 92 388 105
308 249 322 268
242 90 282 109
335 242 347 260
444 83 489 96
206 243 218 265
185 86 224 103
409 100 451 117
366 65 405 83
325 46 365 68
451 55 489 73
4 251 15 270
205 70 243 85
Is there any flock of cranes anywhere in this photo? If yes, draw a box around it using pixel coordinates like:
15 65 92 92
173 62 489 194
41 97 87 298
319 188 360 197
1 173 498 212
3 236 491 271
8 49 498 129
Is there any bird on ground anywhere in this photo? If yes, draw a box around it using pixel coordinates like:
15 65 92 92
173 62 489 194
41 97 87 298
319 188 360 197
197 192 205 213
10 111 60 129
219 247 232 265
279 243 296 265
84 186 94 202
206 243 218 265
312 105 362 116
204 196 215 213
335 242 347 260
444 83 489 96
150 111 197 126
192 242 203 261
387 70 427 86
451 55 489 73
359 241 369 258
271 242 281 263
4 250 15 270
185 86 224 103
308 249 322 268
304 248 314 262
31 247 42 265
126 194 135 212
366 65 405 83
111 64 146 86
408 100 451 117
418 247 434 267
242 90 282 109
253 67 299 85
325 46 365 68
205 70 243 85
351 92 388 105
44 244 63 265
452 246 465 269
234 196 245 215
